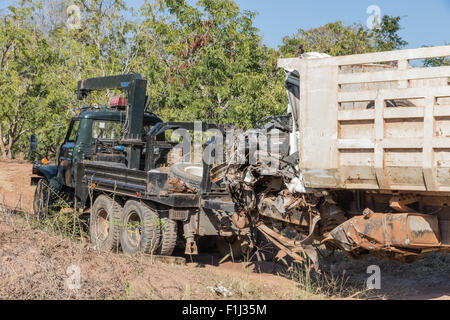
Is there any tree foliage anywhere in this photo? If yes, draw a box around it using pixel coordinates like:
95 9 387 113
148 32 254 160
132 0 286 128
0 4 65 159
371 15 408 52
279 15 408 57
0 0 134 159
0 0 421 159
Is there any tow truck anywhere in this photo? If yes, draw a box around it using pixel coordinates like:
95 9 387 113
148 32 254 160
30 74 250 257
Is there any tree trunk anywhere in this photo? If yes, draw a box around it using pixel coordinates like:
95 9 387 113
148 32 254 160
0 124 7 160
0 123 14 160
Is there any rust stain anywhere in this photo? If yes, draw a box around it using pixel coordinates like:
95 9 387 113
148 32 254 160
167 177 198 194
325 210 441 261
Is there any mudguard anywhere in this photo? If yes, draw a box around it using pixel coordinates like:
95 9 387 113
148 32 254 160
34 165 58 181
32 164 63 194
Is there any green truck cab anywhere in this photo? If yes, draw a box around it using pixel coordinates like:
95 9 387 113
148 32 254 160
31 74 161 210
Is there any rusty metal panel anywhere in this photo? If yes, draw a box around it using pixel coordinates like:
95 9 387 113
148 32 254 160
328 212 441 253
407 215 440 246
278 45 450 192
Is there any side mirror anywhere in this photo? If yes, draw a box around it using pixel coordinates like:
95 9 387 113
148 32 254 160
30 134 38 152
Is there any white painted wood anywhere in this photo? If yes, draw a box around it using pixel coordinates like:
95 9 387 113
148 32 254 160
278 45 450 68
279 45 450 192
423 97 438 191
338 110 375 121
337 66 450 85
338 87 450 102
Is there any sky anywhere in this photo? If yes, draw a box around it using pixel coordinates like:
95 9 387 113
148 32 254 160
1 0 449 50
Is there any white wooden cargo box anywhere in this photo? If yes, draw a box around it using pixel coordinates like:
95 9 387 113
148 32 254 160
279 46 450 192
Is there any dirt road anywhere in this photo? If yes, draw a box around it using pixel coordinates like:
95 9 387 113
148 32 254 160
0 160 34 213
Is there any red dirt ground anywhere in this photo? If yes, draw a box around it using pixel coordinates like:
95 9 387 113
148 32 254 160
0 160 449 300
0 160 35 213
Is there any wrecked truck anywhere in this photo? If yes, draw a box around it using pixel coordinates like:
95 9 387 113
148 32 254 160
221 45 450 267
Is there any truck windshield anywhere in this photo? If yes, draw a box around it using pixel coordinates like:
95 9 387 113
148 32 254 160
92 121 123 140
67 120 80 143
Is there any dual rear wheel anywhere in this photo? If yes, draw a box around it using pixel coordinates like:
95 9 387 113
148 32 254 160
89 196 252 260
90 197 177 256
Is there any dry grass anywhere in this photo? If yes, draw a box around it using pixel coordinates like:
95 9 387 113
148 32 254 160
1 194 449 300
0 207 316 300
1 161 448 300
320 250 450 299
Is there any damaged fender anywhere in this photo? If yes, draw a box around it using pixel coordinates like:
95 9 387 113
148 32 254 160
324 209 442 260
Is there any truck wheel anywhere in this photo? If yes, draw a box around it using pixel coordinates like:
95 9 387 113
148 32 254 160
33 179 52 219
90 195 122 252
169 163 203 188
157 218 178 256
120 201 161 255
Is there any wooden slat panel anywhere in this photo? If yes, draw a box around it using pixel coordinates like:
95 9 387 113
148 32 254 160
374 96 389 189
338 66 450 85
279 46 450 192
279 45 450 69
380 138 424 149
338 110 375 121
423 97 439 191
334 45 450 66
297 64 339 188
434 105 450 117
338 87 450 102
397 60 409 89
389 185 427 191
384 107 424 119
337 139 375 149
432 138 450 148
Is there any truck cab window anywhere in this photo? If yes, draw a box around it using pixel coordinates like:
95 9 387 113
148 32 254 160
92 121 123 140
67 120 80 142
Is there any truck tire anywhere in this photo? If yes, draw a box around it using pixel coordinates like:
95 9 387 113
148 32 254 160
33 179 53 219
90 195 122 252
157 218 178 256
169 163 203 188
120 201 161 255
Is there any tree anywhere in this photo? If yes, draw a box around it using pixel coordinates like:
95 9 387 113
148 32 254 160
0 0 136 159
0 0 413 159
371 15 408 52
279 15 408 58
0 4 65 159
280 22 373 57
133 0 287 129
